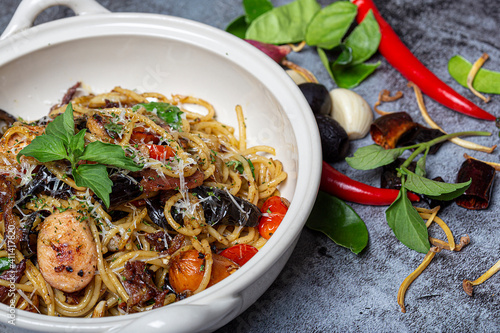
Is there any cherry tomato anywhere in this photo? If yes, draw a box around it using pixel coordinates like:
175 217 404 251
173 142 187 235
130 126 160 144
219 244 258 266
146 144 175 160
258 196 289 239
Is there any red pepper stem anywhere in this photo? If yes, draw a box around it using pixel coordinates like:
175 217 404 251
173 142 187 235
320 161 420 205
351 0 495 121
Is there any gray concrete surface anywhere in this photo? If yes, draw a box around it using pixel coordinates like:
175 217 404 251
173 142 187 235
1 0 499 332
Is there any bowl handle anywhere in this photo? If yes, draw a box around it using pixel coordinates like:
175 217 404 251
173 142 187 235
1 0 109 40
107 295 243 333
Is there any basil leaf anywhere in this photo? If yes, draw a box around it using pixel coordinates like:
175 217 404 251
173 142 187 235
73 164 113 208
80 141 142 171
0 257 11 272
317 47 334 78
331 61 380 89
305 1 357 49
45 103 75 145
243 0 273 23
343 10 381 65
448 55 500 94
333 45 353 65
415 155 427 177
67 129 86 164
306 191 368 254
245 0 321 44
226 15 249 38
17 135 68 163
134 102 183 130
401 168 471 200
346 144 405 170
386 186 430 253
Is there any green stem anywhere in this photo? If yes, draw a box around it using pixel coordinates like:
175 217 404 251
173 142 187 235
400 130 490 169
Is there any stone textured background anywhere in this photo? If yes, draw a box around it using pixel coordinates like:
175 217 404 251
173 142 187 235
1 0 499 332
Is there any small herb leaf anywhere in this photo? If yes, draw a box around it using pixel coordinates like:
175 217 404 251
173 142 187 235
80 141 143 171
133 102 184 130
45 103 75 145
305 1 357 49
401 167 471 200
306 191 368 254
331 61 381 89
346 144 405 170
0 257 11 272
343 10 381 65
386 186 430 253
243 0 273 23
17 135 68 163
73 164 113 208
245 0 321 44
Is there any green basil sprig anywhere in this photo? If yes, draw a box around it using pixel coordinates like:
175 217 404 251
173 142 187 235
307 191 368 254
17 104 143 208
346 130 490 253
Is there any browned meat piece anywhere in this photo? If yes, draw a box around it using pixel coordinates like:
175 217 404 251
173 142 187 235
122 261 167 311
139 169 204 192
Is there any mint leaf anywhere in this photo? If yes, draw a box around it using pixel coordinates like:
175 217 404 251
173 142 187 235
133 102 183 130
45 103 75 145
17 135 67 163
306 191 368 254
386 186 430 253
346 144 405 170
80 141 142 171
73 164 113 208
401 167 471 201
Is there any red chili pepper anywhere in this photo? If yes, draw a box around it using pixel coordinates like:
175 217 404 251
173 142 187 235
258 196 289 239
320 161 420 205
351 0 495 121
219 244 258 266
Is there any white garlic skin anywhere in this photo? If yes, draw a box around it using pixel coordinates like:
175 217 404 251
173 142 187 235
329 88 373 140
285 69 308 85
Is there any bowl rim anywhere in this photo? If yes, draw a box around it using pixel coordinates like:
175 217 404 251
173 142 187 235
0 9 322 331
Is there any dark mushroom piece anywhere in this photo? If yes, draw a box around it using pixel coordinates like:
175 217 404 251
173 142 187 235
455 158 495 210
188 186 261 227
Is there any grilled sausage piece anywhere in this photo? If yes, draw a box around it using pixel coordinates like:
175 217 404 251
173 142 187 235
37 210 97 293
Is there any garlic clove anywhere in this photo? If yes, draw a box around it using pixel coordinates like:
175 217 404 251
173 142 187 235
329 88 373 140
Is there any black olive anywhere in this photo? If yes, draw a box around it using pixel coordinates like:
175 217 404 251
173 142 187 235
314 114 349 163
298 83 332 115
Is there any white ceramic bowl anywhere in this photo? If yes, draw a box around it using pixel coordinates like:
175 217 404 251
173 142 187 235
0 0 321 332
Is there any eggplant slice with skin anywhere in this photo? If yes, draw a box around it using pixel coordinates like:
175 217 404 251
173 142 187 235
455 158 495 210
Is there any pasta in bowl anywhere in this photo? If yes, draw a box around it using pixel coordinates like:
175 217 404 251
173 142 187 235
0 0 321 331
0 85 289 317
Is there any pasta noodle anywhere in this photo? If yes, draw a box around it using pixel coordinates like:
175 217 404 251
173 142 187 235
0 85 288 317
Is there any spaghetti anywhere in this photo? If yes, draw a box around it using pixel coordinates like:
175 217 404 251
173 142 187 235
0 84 288 317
